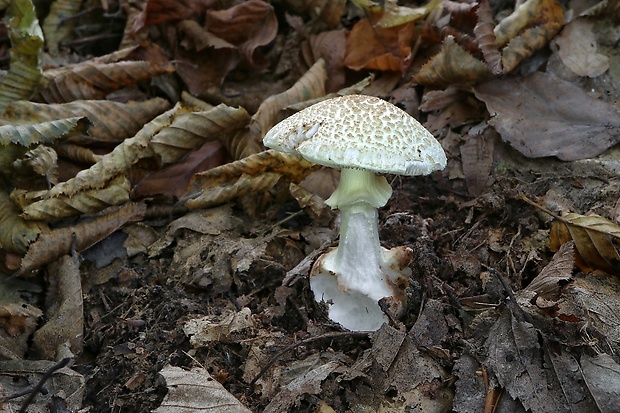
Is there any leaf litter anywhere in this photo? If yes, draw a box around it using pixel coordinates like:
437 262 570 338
1 0 620 412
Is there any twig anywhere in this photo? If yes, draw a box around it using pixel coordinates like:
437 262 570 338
14 358 72 413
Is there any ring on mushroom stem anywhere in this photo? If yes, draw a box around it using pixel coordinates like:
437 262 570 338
263 94 446 331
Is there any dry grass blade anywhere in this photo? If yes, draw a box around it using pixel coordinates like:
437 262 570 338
17 202 146 276
2 98 171 144
0 189 47 253
182 150 319 209
12 175 131 221
38 61 175 103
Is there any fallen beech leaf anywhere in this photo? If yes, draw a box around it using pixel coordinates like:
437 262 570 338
554 19 609 78
37 60 175 103
0 0 43 113
302 30 346 93
249 59 327 149
155 365 251 413
344 17 415 73
206 0 278 69
525 240 575 301
0 189 46 253
32 252 83 359
182 150 319 210
412 36 492 85
17 202 146 276
501 24 562 73
42 0 82 54
550 212 620 276
474 72 620 160
12 145 59 186
493 0 564 48
2 98 171 144
474 0 502 75
55 143 102 165
12 175 132 221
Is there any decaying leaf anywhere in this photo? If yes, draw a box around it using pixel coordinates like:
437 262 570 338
493 0 564 48
580 353 620 412
42 0 82 54
38 60 175 103
474 72 620 160
0 277 43 358
549 212 620 276
0 359 85 411
12 175 131 221
524 240 575 301
184 307 255 347
32 252 83 360
554 19 610 78
412 36 492 85
474 0 502 75
12 145 59 185
2 98 171 144
460 132 494 197
0 189 46 254
17 202 146 276
154 365 251 413
0 0 43 113
182 150 320 210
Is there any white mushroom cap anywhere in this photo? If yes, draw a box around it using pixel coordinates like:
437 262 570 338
263 94 446 176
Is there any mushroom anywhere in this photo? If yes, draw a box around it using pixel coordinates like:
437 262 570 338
263 94 446 331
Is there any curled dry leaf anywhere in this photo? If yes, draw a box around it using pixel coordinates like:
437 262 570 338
412 36 492 85
206 0 278 69
42 0 82 54
154 365 251 413
38 60 176 103
183 307 255 347
0 189 47 254
249 58 327 150
16 202 146 276
474 0 502 75
182 150 320 210
493 0 564 48
2 98 171 144
0 0 43 113
12 145 59 185
12 175 131 221
473 72 620 160
32 252 83 360
550 212 620 276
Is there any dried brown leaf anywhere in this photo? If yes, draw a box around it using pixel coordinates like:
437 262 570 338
183 150 319 210
141 0 208 27
0 278 43 358
32 252 83 359
412 36 492 86
550 212 620 276
460 133 494 197
525 240 575 300
154 365 251 413
501 23 562 73
554 19 609 78
493 0 564 47
474 0 502 75
54 143 102 165
0 189 47 254
206 0 278 69
42 0 82 54
37 61 175 103
12 175 131 221
473 72 620 160
2 98 171 144
17 202 146 276
344 18 415 73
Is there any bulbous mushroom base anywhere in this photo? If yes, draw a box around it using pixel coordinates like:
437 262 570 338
309 245 413 331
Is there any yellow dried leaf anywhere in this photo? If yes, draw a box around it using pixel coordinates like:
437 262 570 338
550 212 620 276
412 36 492 85
494 0 564 48
182 150 319 210
12 175 131 221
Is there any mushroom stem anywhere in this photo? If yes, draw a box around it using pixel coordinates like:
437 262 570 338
325 168 392 209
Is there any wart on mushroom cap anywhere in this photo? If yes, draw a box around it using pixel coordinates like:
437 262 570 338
263 94 446 331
